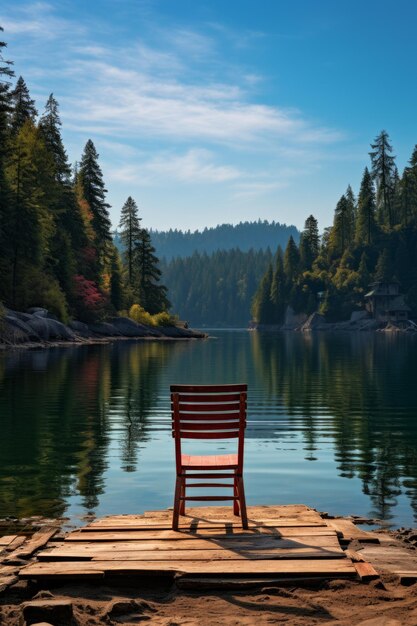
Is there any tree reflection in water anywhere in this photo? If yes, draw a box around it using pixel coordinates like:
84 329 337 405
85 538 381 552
250 331 417 523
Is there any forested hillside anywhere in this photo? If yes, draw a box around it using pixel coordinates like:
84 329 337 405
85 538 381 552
114 221 299 261
160 248 272 327
253 131 417 324
0 29 168 323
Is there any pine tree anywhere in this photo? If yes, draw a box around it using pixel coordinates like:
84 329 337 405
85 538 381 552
4 120 54 305
252 263 273 323
299 215 319 270
119 196 141 286
39 94 71 184
0 27 14 270
355 167 376 245
283 235 300 284
110 247 123 311
270 249 286 324
400 145 417 226
10 76 37 136
345 185 356 231
330 195 354 254
374 248 393 282
369 130 396 229
134 227 170 314
78 140 112 253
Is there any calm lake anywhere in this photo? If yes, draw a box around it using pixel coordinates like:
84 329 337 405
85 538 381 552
1 331 417 528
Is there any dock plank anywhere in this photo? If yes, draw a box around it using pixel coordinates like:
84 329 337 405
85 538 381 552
20 558 357 579
40 535 341 555
65 527 338 542
325 520 379 543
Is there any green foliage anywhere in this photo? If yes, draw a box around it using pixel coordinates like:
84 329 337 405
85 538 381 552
14 266 69 322
0 31 173 327
255 132 417 325
152 311 178 327
129 304 154 326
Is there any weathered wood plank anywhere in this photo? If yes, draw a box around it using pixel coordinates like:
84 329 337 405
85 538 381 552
354 562 379 581
20 558 357 579
325 520 379 543
38 545 345 562
83 519 327 532
0 535 18 547
65 527 338 542
144 505 313 518
40 535 341 556
2 527 58 562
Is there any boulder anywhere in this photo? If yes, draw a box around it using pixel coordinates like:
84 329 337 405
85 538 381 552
88 321 122 336
27 307 49 317
25 316 51 341
109 316 151 337
42 318 75 340
282 306 308 330
4 315 40 342
300 313 327 332
68 320 92 337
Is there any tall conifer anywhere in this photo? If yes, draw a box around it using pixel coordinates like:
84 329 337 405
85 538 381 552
10 76 37 136
369 130 396 228
355 168 376 245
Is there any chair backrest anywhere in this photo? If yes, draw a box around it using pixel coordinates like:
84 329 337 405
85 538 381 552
170 384 247 472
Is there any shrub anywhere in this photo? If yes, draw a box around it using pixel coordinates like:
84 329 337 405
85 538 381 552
14 267 69 323
129 304 154 326
152 311 178 327
73 274 107 322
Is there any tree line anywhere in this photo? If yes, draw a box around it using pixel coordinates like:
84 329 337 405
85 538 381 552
0 28 168 323
146 220 299 260
160 248 272 327
253 131 417 324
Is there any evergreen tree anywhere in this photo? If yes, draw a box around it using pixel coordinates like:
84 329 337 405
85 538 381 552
270 248 286 324
369 130 396 228
110 247 123 311
355 167 377 245
299 215 319 270
252 263 273 323
345 184 357 231
0 27 14 269
357 251 371 292
118 196 141 286
4 120 54 305
374 248 393 282
135 227 170 314
10 76 37 136
78 140 112 253
330 195 354 254
39 94 71 183
400 145 417 226
283 235 300 284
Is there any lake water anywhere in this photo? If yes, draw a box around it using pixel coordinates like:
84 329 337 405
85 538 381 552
1 331 417 528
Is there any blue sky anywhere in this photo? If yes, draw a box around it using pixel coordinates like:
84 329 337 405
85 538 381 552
1 0 417 231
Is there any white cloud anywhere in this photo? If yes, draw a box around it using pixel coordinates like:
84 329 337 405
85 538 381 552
108 149 242 184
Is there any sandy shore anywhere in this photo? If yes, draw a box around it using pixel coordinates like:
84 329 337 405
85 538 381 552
1 515 416 625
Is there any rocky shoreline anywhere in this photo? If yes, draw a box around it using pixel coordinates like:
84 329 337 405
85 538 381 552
252 309 417 333
0 308 207 351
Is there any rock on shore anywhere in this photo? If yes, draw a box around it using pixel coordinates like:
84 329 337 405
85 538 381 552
0 308 206 348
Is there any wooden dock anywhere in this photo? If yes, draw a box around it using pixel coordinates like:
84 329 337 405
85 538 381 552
17 505 376 584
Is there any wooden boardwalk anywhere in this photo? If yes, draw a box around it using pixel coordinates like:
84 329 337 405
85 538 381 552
19 505 370 583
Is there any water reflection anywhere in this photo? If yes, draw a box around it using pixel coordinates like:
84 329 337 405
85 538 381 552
0 342 176 517
250 332 417 523
1 333 417 525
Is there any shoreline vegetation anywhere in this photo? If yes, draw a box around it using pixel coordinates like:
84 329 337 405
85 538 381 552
0 307 207 351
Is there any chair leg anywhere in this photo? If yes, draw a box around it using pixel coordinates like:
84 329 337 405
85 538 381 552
172 476 182 530
233 475 240 516
236 476 248 529
180 478 185 515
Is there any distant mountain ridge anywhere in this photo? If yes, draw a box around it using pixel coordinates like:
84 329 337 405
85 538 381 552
114 220 299 260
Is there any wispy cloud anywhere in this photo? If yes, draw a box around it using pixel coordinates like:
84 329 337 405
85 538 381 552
0 1 347 227
108 149 242 184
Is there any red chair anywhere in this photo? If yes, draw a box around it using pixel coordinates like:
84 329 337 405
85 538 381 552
170 383 248 530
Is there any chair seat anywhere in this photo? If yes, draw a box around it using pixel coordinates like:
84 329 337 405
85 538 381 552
181 453 238 469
